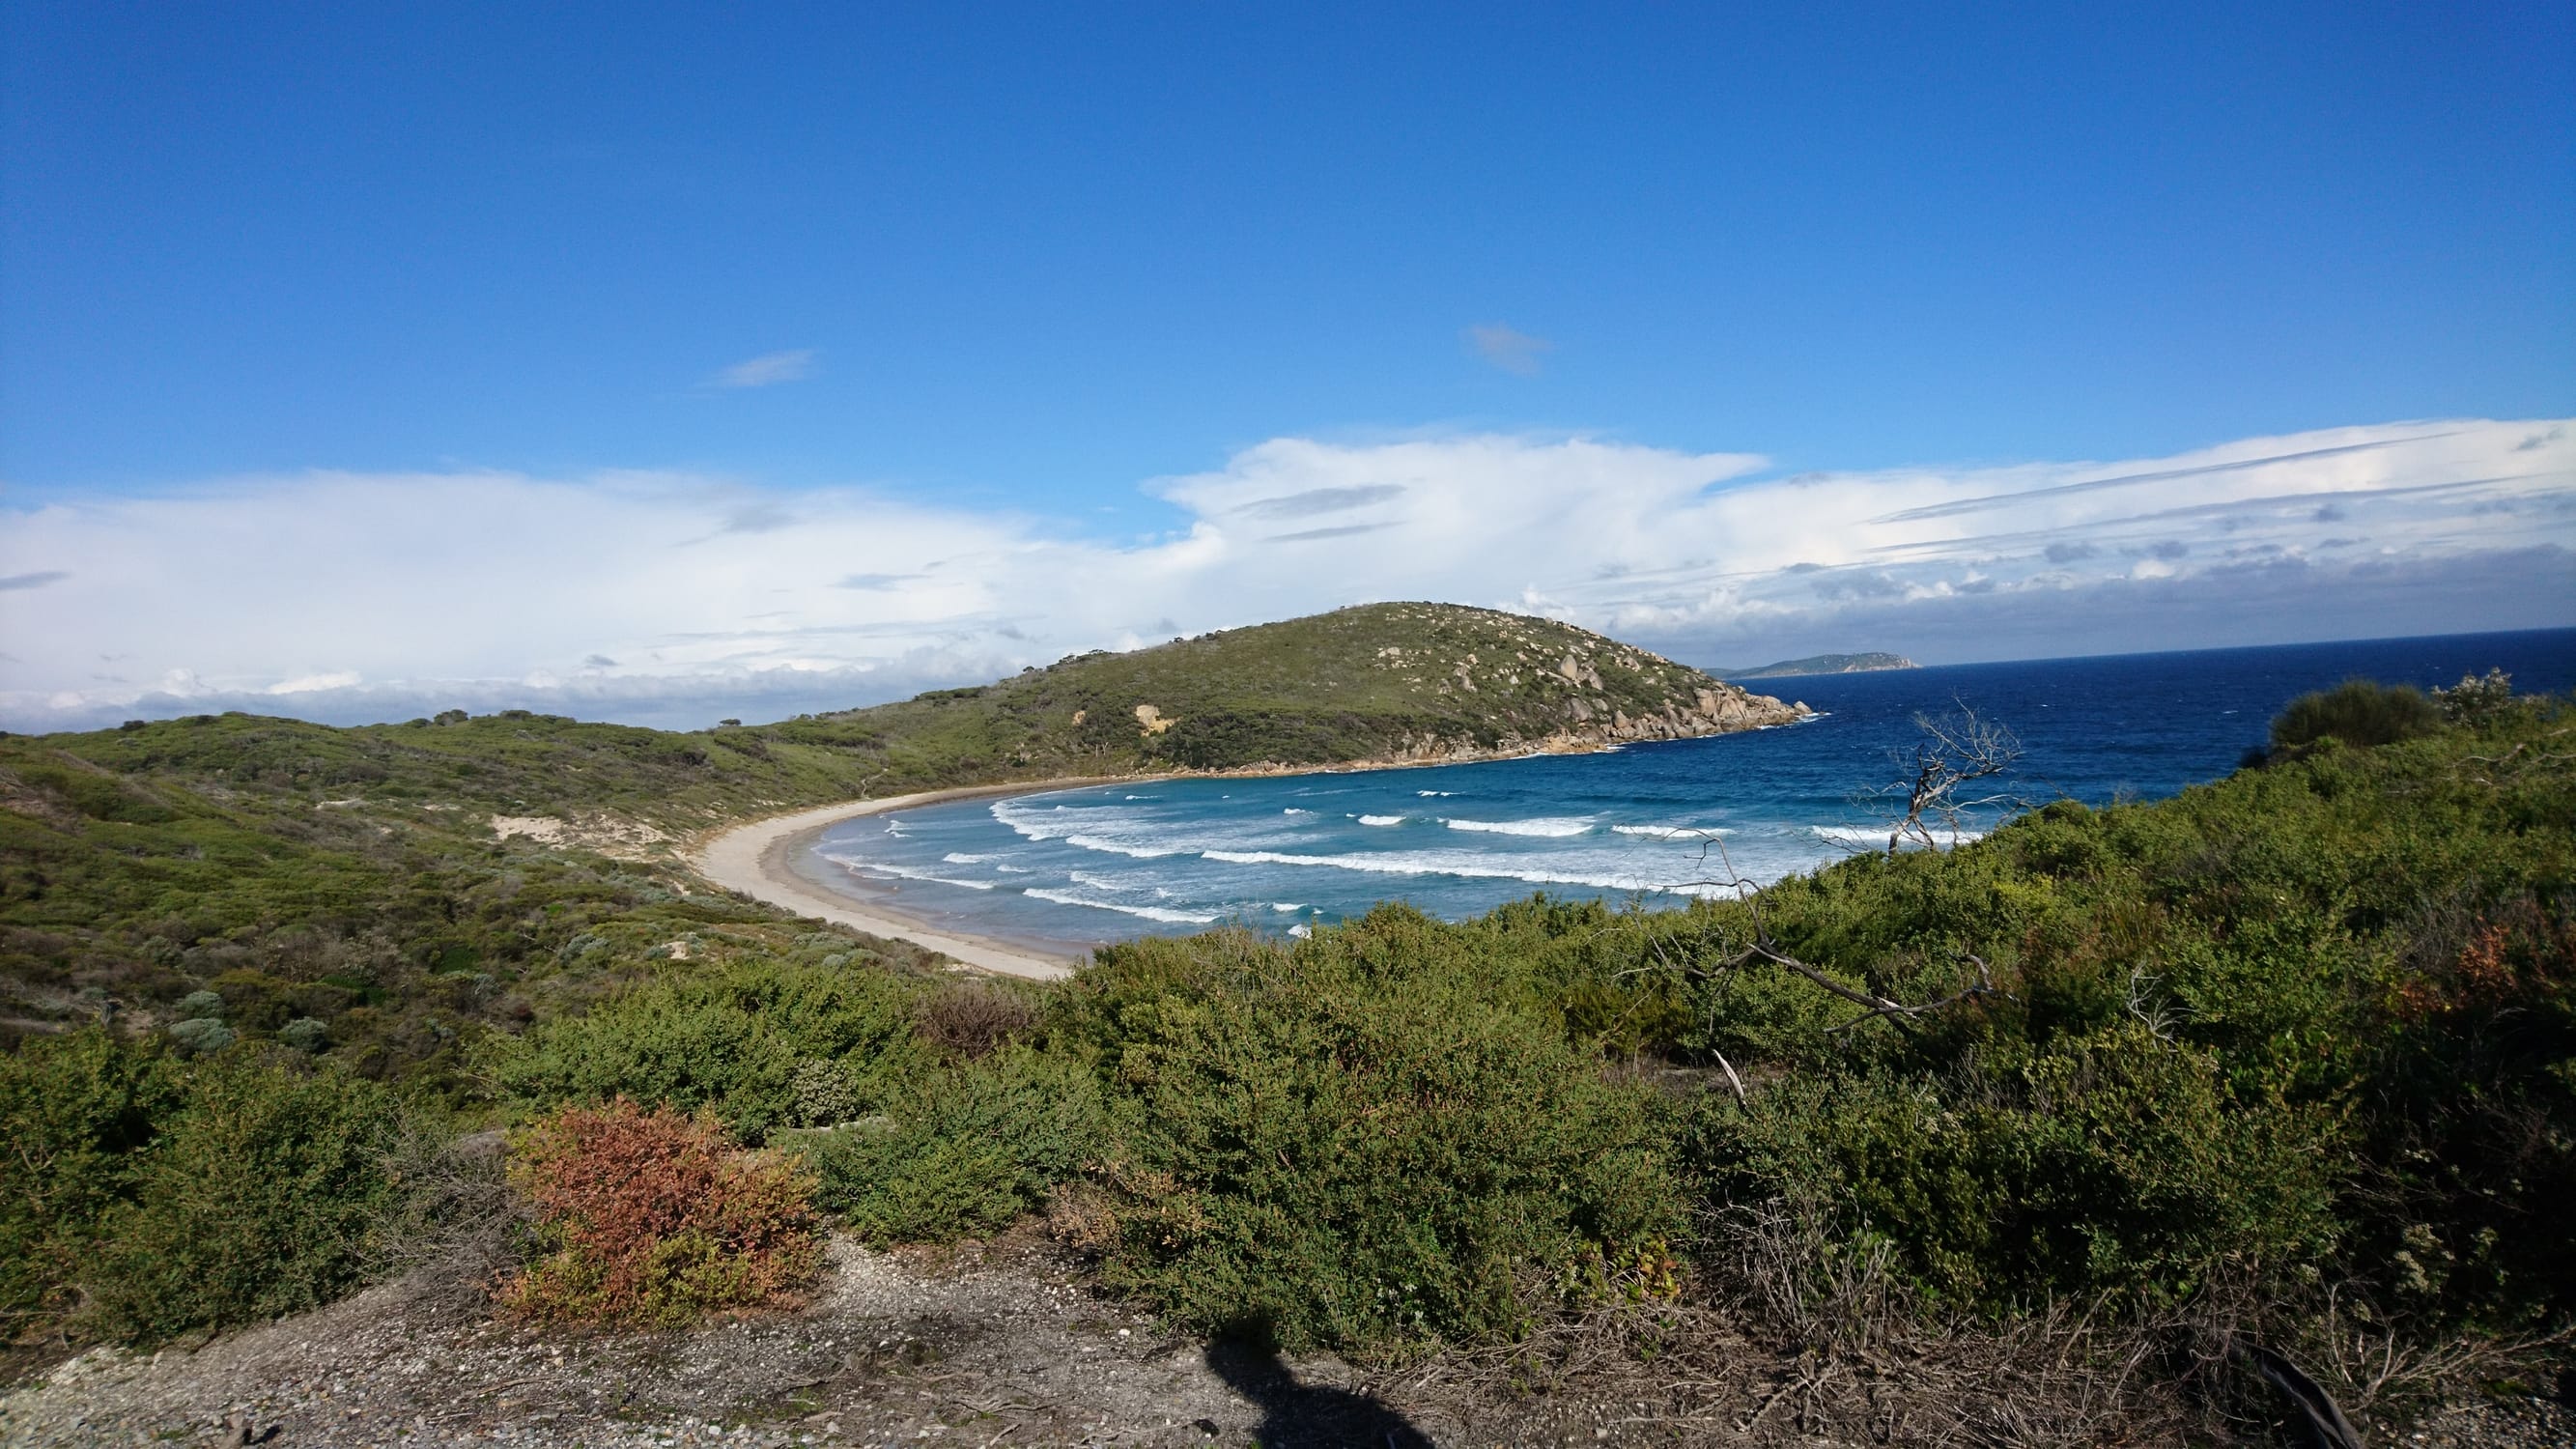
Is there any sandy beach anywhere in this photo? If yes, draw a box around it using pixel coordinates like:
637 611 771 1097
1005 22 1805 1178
693 781 1125 980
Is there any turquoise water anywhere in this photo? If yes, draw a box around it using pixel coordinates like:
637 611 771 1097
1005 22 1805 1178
807 629 2576 953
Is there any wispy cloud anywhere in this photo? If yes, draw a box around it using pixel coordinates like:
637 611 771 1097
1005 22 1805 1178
0 570 70 591
707 348 818 389
1465 323 1552 377
2 419 2566 730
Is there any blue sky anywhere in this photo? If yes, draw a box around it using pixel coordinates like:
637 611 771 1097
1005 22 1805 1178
4 3 2571 727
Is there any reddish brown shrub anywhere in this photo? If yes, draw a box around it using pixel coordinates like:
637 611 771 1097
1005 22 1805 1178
496 1098 822 1326
915 981 1039 1061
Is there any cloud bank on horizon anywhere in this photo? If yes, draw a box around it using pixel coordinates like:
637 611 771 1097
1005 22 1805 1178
3 417 2568 731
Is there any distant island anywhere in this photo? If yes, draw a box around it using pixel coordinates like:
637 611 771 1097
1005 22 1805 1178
1715 650 1919 679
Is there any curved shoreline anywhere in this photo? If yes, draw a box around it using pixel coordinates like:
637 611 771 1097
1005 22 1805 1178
692 714 1820 980
694 780 1124 980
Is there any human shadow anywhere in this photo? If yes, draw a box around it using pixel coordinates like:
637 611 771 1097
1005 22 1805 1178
1204 1338 1435 1448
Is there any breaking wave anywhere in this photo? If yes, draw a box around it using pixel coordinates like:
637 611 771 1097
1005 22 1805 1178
1443 816 1594 838
1198 846 1729 897
823 855 994 891
1021 888 1217 924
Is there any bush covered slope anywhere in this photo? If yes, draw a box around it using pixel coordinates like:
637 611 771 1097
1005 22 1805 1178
4 671 2566 1416
795 602 1800 774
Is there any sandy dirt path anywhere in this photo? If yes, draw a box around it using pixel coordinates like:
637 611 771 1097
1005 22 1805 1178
694 781 1124 980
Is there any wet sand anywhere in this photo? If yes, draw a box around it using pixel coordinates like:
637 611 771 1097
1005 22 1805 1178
694 781 1125 980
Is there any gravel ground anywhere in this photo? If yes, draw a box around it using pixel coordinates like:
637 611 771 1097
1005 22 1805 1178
6 1234 2566 1448
0 1236 1455 1449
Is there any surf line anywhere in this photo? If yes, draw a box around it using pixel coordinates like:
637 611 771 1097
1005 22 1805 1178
695 779 1135 980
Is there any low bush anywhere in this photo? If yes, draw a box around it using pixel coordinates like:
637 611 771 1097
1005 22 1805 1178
496 1098 822 1327
2269 677 2442 752
0 1030 181 1328
1685 1025 2344 1310
82 1049 407 1344
802 1046 1103 1242
476 961 925 1143
1054 919 1684 1354
914 980 1041 1061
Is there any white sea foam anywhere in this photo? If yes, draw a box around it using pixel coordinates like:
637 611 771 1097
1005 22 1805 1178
1062 832 1179 859
994 864 1032 873
942 852 997 864
1417 790 1454 797
1443 816 1594 838
1199 846 1731 897
822 855 995 891
1288 923 1313 938
1357 814 1405 827
991 798 1183 857
1272 902 1304 912
1068 869 1138 893
1022 888 1217 924
1283 808 1315 816
1610 824 1733 839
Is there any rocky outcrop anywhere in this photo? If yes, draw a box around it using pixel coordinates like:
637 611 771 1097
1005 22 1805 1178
1375 682 1807 765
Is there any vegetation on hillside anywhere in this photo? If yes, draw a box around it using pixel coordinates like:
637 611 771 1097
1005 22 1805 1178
791 601 1798 776
0 604 1783 1065
3 664 2566 1434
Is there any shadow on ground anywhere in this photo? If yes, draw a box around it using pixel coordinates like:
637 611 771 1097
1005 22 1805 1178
1206 1339 1433 1447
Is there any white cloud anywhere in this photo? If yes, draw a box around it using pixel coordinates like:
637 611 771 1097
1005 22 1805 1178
707 348 818 388
1465 324 1553 376
2 418 2567 730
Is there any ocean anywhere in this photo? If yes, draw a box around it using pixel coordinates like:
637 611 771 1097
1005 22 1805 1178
805 628 2576 954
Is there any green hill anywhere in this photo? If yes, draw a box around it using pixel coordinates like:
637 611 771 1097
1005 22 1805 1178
1715 650 1918 679
803 602 1803 778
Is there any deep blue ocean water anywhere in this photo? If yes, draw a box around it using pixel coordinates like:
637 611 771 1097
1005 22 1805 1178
807 629 2576 954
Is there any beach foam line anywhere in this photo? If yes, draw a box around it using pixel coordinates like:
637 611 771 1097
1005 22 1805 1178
943 851 998 864
1357 814 1404 826
1443 816 1594 838
1199 846 1732 897
1067 868 1139 893
822 854 996 891
1611 823 1734 838
1022 888 1217 924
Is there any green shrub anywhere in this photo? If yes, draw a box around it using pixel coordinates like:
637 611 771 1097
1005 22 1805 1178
801 1046 1104 1243
1056 920 1684 1354
0 1031 181 1326
1686 1025 2344 1309
497 1099 822 1327
165 1017 236 1055
475 960 925 1142
2269 677 2441 752
83 1051 406 1344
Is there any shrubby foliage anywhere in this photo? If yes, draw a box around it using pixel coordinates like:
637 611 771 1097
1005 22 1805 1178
0 1032 405 1345
1051 919 1684 1353
474 961 927 1144
2268 676 2443 752
800 1046 1104 1243
498 1099 822 1327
